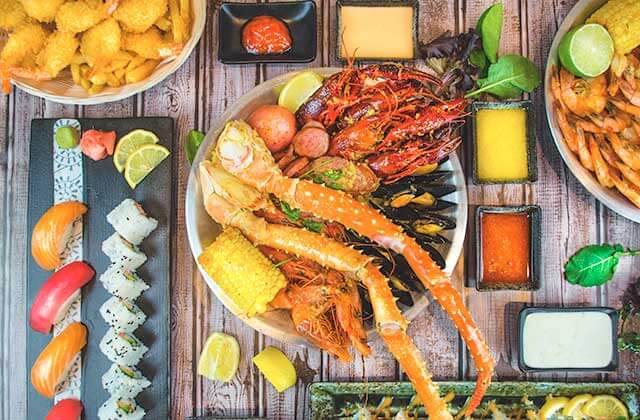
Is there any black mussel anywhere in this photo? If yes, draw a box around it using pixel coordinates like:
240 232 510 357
413 239 447 269
372 174 455 198
372 203 457 229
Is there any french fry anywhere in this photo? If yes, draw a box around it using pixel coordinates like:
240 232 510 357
80 78 91 91
105 72 121 88
89 72 107 86
80 64 91 79
88 83 105 95
125 60 159 84
169 0 184 43
71 53 86 65
114 68 126 80
126 56 146 72
155 16 171 32
179 0 190 19
70 64 81 85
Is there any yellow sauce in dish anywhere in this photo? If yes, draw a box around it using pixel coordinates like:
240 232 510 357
340 6 414 59
475 108 529 182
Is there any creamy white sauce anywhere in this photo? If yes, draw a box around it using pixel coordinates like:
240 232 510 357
522 311 613 369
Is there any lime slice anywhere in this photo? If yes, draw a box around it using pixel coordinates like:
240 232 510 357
539 396 569 419
114 129 159 173
558 23 614 78
197 332 240 382
252 346 296 392
55 126 80 149
582 395 629 419
123 144 170 189
277 71 324 113
562 394 592 419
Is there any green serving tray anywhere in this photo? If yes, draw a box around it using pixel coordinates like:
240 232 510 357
309 381 640 419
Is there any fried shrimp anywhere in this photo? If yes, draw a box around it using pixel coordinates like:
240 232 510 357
54 0 119 34
36 32 79 78
19 0 65 23
80 17 121 69
122 27 182 59
1 23 47 67
113 0 167 33
0 0 27 30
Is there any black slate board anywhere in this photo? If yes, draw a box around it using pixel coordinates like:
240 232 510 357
26 118 175 419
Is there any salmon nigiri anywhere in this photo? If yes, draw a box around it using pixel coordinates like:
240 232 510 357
31 201 87 271
31 322 87 399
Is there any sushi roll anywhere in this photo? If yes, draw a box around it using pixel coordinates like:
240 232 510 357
99 328 148 366
107 199 158 246
100 265 149 301
102 364 151 398
102 233 147 270
100 296 146 333
97 396 145 420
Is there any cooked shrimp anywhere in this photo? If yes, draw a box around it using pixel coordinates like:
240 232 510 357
37 32 79 78
586 113 627 133
619 81 640 107
589 135 615 188
556 107 579 153
55 0 119 34
611 171 640 208
80 17 121 70
19 0 65 23
0 0 26 30
610 99 640 117
559 68 607 117
577 126 594 171
113 0 167 33
608 132 640 171
122 27 182 60
0 23 48 68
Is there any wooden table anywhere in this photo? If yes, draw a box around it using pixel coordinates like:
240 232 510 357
3 0 640 419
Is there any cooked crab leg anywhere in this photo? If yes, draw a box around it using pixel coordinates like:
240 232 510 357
215 120 494 415
199 162 452 420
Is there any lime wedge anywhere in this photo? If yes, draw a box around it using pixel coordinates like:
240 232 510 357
197 332 240 382
558 23 614 77
539 396 569 419
123 144 170 189
582 395 629 419
277 71 324 113
252 346 296 392
114 129 159 173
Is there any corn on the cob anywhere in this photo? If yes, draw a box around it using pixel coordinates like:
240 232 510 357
587 0 640 54
198 228 287 317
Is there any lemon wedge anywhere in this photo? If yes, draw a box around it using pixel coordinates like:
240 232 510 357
197 332 240 382
561 394 592 419
539 396 569 419
582 395 629 419
123 144 170 189
114 129 159 173
277 71 324 113
252 346 296 392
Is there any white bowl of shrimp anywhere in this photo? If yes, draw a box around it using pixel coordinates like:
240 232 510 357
1 0 205 105
545 0 640 223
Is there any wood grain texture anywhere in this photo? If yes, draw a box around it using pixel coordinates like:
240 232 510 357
2 1 640 419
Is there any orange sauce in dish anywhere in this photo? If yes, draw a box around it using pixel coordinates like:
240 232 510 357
242 15 292 55
481 212 530 285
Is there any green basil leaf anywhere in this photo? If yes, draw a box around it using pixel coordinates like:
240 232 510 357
185 130 205 164
466 55 541 98
477 2 503 64
469 49 488 77
280 201 300 222
564 244 625 287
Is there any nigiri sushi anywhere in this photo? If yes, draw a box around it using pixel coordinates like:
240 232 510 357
102 364 151 398
107 199 158 245
100 296 146 332
102 233 147 270
31 322 87 399
98 396 145 420
29 261 95 334
100 264 149 301
45 399 83 420
99 328 148 365
31 201 87 271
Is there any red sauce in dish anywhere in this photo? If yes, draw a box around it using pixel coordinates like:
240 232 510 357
481 212 530 285
242 15 292 55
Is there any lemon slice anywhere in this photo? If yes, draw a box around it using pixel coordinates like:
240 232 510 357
197 332 240 382
277 71 324 113
114 129 160 173
124 144 170 189
582 395 629 419
561 394 592 419
539 396 569 419
252 346 296 392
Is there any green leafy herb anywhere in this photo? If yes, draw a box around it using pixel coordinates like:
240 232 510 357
322 169 343 181
476 2 503 64
469 49 488 77
618 278 640 354
280 201 300 222
185 129 205 164
311 169 345 191
465 55 541 98
564 244 640 287
301 219 324 233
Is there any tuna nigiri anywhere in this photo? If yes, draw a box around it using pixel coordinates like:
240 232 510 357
29 261 95 334
45 399 83 420
31 322 87 399
31 201 87 271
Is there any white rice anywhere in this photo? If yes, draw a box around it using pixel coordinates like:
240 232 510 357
100 296 146 332
107 199 158 245
99 328 148 366
100 265 149 301
102 233 147 270
97 396 145 420
102 364 151 398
